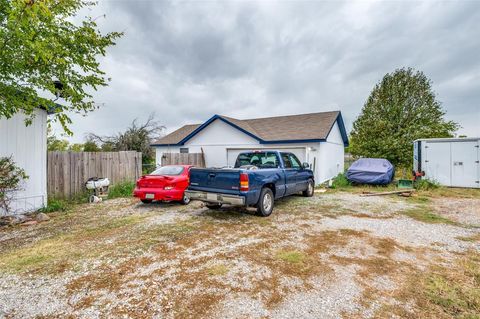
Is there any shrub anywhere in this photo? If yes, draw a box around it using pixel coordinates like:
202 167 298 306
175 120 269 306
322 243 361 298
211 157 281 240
0 157 28 213
40 198 70 213
108 181 135 199
415 179 440 191
331 173 351 189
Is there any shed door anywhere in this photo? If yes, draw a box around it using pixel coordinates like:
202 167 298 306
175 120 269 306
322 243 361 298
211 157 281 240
424 142 451 186
451 141 479 188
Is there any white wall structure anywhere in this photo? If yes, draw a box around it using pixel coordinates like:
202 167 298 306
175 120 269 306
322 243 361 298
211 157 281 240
414 137 480 188
154 115 346 184
0 109 48 215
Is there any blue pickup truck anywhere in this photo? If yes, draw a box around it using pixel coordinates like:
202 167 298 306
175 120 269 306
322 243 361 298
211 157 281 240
185 151 314 216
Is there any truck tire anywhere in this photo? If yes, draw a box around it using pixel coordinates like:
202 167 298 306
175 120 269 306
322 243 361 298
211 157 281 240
256 188 274 217
205 203 223 209
303 179 314 197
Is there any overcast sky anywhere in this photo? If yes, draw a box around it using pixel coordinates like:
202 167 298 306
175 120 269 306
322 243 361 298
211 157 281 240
55 0 480 143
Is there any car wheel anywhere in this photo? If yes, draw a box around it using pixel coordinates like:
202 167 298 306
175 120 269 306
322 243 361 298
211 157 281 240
303 179 314 197
141 199 152 204
180 194 191 205
256 187 274 217
205 203 222 209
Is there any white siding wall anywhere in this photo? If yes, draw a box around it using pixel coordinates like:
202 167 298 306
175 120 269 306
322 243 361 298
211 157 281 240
0 109 47 215
317 122 345 183
155 118 346 185
185 120 260 167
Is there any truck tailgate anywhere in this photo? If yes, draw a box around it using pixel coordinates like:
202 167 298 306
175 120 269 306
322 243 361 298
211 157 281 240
189 168 241 195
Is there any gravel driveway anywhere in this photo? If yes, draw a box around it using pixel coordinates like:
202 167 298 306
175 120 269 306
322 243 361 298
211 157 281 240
0 190 479 318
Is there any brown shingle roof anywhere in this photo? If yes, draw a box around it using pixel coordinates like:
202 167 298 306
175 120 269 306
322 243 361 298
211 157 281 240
153 124 201 145
152 111 343 145
240 111 340 141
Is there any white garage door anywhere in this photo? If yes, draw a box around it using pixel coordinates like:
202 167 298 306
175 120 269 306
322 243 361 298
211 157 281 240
227 148 306 167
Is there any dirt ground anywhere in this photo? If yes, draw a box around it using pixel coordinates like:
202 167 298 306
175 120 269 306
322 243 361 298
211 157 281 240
0 189 479 319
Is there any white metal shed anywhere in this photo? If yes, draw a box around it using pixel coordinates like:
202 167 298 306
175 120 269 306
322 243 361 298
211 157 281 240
0 109 48 214
413 137 480 188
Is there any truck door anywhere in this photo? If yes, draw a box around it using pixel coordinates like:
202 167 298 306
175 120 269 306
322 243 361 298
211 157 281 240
451 140 480 188
287 153 309 192
281 152 298 195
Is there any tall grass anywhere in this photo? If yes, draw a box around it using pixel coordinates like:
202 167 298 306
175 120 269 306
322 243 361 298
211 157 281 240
108 181 136 199
41 192 89 213
415 179 440 191
331 173 352 189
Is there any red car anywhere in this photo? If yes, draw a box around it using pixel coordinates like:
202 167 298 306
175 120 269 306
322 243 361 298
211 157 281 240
133 165 192 204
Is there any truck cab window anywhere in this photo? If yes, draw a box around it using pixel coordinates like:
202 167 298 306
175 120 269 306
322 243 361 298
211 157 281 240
235 152 279 168
289 154 301 169
281 153 292 168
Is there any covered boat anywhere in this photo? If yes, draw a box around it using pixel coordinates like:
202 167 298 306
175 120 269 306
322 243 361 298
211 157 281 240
346 158 394 185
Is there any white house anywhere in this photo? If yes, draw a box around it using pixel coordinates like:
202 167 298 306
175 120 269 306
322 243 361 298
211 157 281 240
152 111 349 184
0 108 48 215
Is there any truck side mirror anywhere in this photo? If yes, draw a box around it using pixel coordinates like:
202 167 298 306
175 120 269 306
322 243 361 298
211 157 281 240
302 162 310 169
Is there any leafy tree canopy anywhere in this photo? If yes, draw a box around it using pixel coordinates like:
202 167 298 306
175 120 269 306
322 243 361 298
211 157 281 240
349 68 458 168
83 139 99 152
47 130 69 151
0 0 122 133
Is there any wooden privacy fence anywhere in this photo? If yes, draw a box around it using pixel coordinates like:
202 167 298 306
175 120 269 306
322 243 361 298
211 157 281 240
161 153 205 167
48 151 142 198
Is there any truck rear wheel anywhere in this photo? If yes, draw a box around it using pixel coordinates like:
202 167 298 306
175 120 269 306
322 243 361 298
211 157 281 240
205 203 223 209
256 188 274 217
303 179 314 197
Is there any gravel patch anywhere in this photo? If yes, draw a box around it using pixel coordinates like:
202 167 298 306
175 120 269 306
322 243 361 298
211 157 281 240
318 193 416 217
317 215 480 252
270 265 363 319
215 265 363 319
431 197 480 226
0 274 73 318
1 191 479 318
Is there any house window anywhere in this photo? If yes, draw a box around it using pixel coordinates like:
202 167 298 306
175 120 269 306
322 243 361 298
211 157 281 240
180 148 189 154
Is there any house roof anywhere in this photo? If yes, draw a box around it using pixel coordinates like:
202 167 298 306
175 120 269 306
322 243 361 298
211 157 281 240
152 111 349 146
153 124 201 145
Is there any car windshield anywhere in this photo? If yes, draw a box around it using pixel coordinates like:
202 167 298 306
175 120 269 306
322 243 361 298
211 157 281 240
234 152 279 169
150 166 184 176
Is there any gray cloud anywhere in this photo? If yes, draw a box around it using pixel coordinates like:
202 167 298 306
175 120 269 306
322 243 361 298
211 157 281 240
55 0 480 142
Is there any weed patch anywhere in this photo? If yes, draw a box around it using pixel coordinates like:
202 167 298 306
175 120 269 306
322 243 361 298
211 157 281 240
380 252 480 318
40 198 71 213
276 250 306 264
205 264 229 276
0 214 147 274
456 234 480 242
108 181 135 199
402 207 456 225
415 179 440 191
331 173 351 188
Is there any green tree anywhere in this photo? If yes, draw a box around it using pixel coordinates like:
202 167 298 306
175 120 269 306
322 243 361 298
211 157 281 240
68 143 83 152
349 68 458 167
47 132 69 151
0 0 122 132
83 140 99 152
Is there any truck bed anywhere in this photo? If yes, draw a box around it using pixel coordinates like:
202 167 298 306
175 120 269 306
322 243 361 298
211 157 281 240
188 167 243 195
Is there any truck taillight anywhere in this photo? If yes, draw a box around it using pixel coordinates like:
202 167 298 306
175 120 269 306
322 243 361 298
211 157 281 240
240 173 249 191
